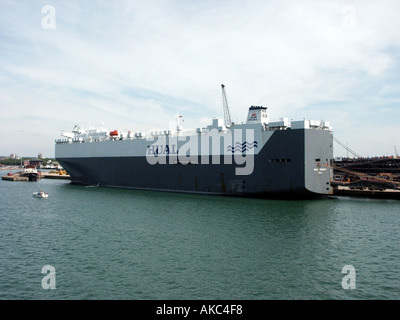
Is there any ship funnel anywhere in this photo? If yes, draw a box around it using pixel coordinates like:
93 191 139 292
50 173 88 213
246 106 268 124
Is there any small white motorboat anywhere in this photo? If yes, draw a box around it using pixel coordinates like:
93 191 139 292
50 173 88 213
33 191 49 198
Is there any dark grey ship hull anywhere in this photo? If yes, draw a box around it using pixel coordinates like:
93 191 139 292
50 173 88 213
56 129 333 198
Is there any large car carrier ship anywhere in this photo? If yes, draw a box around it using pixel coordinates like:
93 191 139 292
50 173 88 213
55 86 334 198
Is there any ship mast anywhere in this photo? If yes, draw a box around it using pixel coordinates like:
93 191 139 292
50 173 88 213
176 112 183 133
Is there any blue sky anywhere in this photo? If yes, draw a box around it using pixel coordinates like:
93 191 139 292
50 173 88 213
0 0 399 158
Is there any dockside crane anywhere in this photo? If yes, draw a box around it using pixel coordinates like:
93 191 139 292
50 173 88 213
221 84 232 128
395 145 399 157
333 137 361 158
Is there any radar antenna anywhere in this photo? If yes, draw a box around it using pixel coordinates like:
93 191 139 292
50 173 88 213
221 84 232 128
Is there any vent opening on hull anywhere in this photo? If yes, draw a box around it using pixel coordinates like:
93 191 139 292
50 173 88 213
269 159 292 163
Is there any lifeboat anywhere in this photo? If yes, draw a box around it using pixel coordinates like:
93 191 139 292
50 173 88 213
109 130 118 136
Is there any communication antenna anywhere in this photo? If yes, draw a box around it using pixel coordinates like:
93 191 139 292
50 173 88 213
221 84 232 128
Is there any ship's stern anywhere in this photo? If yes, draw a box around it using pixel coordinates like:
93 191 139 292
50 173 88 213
304 129 334 196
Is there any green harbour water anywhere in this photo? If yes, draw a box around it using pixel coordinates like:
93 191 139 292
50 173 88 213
0 174 399 300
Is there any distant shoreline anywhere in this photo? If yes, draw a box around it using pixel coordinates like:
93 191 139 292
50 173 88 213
0 166 22 171
0 166 59 171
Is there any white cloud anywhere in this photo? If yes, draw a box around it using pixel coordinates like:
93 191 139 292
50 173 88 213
0 0 399 157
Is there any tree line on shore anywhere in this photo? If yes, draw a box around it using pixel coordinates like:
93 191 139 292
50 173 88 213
0 158 56 166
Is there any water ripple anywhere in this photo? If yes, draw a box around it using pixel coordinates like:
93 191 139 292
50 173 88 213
1 179 399 299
